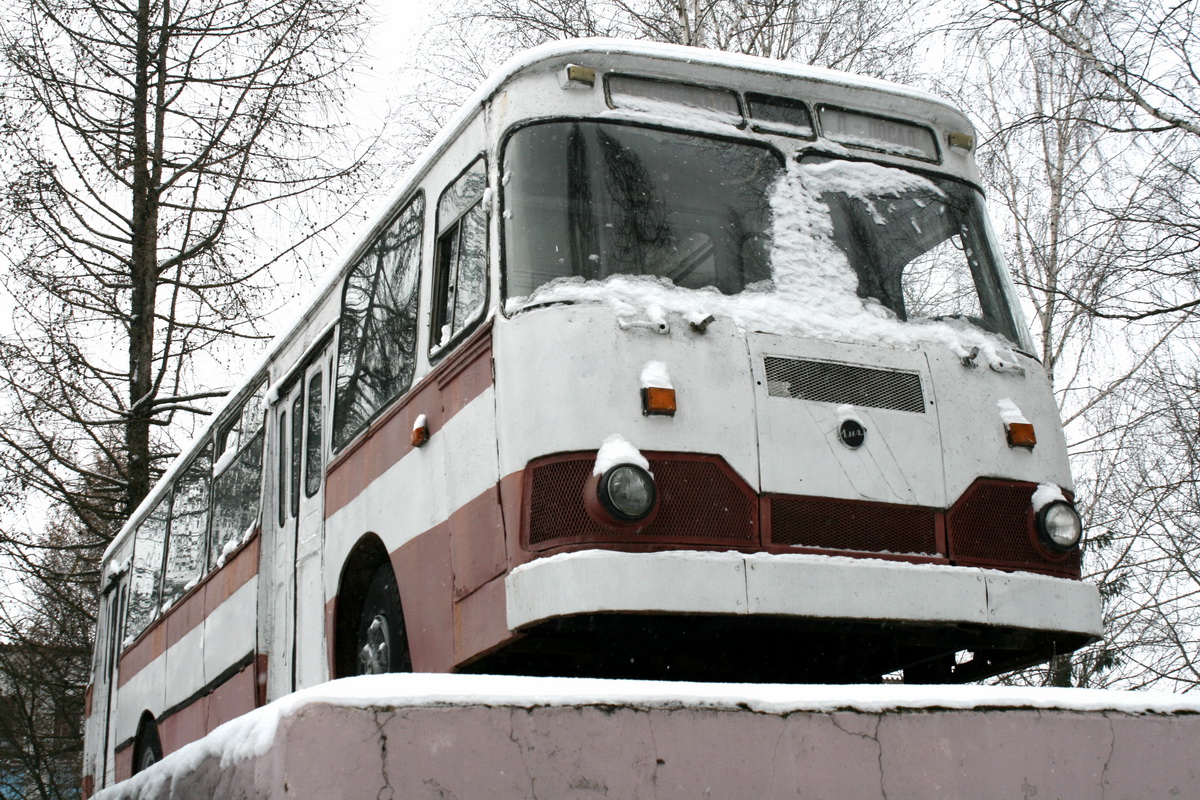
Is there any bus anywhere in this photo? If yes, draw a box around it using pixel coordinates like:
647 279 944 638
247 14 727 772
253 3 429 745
81 38 1102 793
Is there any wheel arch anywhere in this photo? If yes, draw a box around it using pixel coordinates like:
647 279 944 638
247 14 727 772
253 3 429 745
132 710 162 774
333 533 395 678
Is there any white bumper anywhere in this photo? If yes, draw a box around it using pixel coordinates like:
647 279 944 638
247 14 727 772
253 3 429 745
506 550 1103 638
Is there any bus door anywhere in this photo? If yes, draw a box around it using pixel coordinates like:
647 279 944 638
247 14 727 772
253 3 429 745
293 346 332 688
266 376 301 698
93 576 127 789
264 340 333 698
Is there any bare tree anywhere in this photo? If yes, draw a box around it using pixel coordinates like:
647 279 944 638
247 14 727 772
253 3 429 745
0 0 374 523
0 488 107 800
945 1 1200 691
984 0 1200 139
0 0 377 790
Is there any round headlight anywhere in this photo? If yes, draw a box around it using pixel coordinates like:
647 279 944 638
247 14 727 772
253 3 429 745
1036 501 1083 553
599 464 657 522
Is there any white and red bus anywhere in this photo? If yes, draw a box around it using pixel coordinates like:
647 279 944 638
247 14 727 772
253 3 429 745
81 39 1101 793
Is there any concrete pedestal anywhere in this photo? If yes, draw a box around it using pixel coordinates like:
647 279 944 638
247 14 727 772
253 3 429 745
94 674 1200 800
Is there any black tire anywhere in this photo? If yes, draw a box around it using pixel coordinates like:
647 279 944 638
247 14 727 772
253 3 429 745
355 563 411 675
133 715 162 774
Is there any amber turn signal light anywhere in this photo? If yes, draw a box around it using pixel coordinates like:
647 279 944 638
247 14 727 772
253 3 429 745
411 414 430 447
1005 422 1036 449
641 386 676 416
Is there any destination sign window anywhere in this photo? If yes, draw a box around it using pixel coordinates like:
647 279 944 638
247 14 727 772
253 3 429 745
818 106 939 162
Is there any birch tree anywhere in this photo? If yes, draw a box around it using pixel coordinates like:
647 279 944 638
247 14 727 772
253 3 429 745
955 0 1200 691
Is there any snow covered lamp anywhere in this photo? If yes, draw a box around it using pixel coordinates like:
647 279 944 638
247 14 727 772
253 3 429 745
411 413 430 447
559 64 596 89
641 361 676 417
1037 502 1084 553
998 398 1036 449
585 435 659 527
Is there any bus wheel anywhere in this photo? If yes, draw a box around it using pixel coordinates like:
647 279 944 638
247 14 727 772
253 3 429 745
133 714 162 774
356 562 411 674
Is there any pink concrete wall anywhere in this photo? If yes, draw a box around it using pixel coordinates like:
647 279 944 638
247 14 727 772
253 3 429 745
96 697 1200 799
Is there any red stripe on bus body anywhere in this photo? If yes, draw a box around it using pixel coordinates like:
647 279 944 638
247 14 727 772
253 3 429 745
117 535 260 688
157 660 258 756
325 321 494 519
322 481 511 677
112 658 258 783
113 741 134 784
389 481 514 672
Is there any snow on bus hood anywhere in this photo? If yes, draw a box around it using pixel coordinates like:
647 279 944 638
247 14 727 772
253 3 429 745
506 160 1022 369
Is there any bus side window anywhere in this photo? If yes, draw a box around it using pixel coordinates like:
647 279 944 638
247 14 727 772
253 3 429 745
290 393 302 518
277 408 289 526
431 158 488 354
333 193 425 450
210 382 266 569
161 443 213 609
304 372 322 498
126 497 169 639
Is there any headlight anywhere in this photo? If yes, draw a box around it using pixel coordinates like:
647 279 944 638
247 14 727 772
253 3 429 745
598 464 657 522
1036 501 1083 553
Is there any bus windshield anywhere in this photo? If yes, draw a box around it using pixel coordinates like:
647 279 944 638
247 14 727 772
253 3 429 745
795 155 1027 346
504 122 780 298
503 121 1028 349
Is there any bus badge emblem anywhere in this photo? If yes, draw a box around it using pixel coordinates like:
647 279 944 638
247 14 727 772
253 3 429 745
839 419 866 448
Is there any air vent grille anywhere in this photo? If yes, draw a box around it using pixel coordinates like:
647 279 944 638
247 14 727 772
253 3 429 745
763 356 926 413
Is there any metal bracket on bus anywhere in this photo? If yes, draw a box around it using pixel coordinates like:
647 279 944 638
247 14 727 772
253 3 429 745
618 318 670 335
960 347 979 369
989 359 1026 377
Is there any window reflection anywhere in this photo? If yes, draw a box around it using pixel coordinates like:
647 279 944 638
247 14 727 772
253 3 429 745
127 498 168 638
803 157 1022 343
433 160 488 352
211 382 265 569
504 122 780 300
503 121 1026 349
161 444 212 609
333 195 424 450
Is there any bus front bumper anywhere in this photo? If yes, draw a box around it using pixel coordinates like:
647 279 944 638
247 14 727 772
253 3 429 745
505 549 1103 640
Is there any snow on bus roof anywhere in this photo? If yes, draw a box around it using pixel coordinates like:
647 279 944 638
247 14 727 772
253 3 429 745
491 38 959 110
94 671 1200 798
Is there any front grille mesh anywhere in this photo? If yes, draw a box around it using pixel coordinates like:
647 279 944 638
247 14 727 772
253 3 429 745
527 454 1079 579
764 356 925 413
768 496 938 554
946 479 1080 578
527 455 756 548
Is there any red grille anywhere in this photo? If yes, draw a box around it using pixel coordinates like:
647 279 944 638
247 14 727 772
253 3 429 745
767 496 938 554
526 453 756 549
946 479 1080 578
527 457 1081 579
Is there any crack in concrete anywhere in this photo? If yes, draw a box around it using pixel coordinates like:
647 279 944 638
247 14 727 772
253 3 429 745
647 712 662 789
830 713 885 798
1099 713 1117 799
768 717 787 794
508 708 537 799
374 709 396 800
